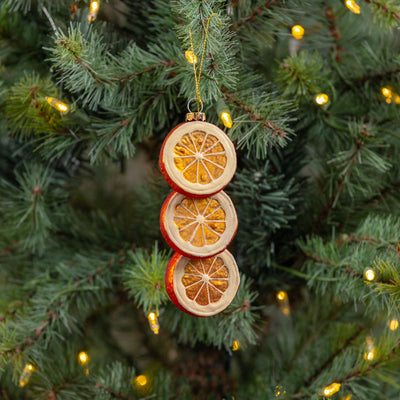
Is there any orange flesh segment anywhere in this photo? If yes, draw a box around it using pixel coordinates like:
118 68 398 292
182 257 229 305
173 131 227 185
173 197 226 247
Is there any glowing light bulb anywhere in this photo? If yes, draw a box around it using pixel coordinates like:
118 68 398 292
345 0 361 14
364 268 376 281
291 25 305 40
90 1 99 11
364 350 375 360
395 95 400 104
342 395 352 400
232 340 241 351
389 318 399 331
185 50 197 64
135 374 148 387
147 312 160 335
276 291 290 315
381 87 392 98
364 336 375 360
275 385 286 397
45 97 69 113
277 291 288 301
78 351 89 365
315 94 329 105
220 111 233 128
19 364 34 387
88 1 100 23
323 382 341 397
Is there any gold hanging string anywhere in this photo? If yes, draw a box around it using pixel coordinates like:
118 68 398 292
189 13 221 112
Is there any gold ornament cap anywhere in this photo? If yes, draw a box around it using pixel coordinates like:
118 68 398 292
186 112 206 122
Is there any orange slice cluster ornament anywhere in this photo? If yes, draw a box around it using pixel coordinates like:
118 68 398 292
165 251 240 317
159 114 236 197
160 112 240 317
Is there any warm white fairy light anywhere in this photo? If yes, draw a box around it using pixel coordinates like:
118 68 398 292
364 268 376 281
147 312 160 335
389 318 399 331
277 291 288 301
345 0 361 14
315 94 329 105
232 339 241 351
220 111 233 128
88 1 100 23
291 25 304 40
364 336 375 361
323 382 341 397
19 364 34 387
45 96 69 113
78 351 89 365
132 374 150 393
276 291 290 315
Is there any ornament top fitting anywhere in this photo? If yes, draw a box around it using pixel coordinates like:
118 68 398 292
186 112 206 122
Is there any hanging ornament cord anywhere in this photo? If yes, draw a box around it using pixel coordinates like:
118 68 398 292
189 13 221 112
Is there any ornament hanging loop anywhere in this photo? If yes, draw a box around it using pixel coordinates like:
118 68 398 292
187 98 204 113
186 98 206 121
189 12 222 112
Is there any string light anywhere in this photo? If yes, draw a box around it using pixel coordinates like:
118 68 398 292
381 87 400 105
78 351 89 365
315 94 329 105
323 382 341 397
220 111 233 128
276 291 288 301
291 25 305 40
364 336 375 361
364 349 375 360
275 385 287 397
345 0 361 14
342 395 352 400
232 340 241 351
388 318 399 331
185 50 198 64
276 291 290 315
133 374 151 393
381 87 392 98
88 1 100 23
364 268 376 282
19 364 34 387
45 97 69 113
147 312 160 335
135 375 148 386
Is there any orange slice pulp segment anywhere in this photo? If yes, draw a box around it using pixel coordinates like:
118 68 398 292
181 257 229 306
173 131 227 185
173 197 226 247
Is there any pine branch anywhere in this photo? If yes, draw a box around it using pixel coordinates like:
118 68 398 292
232 0 282 31
364 0 400 24
223 88 287 137
123 243 171 315
95 382 133 400
292 326 366 399
324 7 342 63
222 75 295 158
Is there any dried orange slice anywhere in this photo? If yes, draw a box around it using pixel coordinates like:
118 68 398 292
165 250 240 317
160 191 238 258
159 121 236 197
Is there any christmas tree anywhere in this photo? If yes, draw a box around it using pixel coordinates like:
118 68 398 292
1 0 400 398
